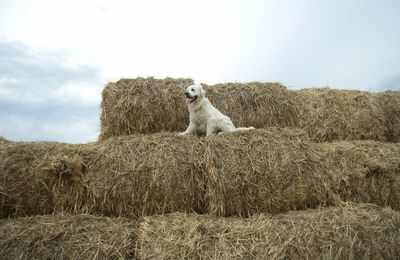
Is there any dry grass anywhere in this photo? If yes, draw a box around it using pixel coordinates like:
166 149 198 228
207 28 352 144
203 82 298 129
315 140 400 210
0 213 138 259
100 78 298 140
3 203 398 259
138 203 400 259
99 77 400 142
0 141 87 218
1 129 399 218
295 88 387 142
0 137 8 144
83 132 207 217
204 128 335 217
377 91 400 142
206 130 400 217
100 77 194 140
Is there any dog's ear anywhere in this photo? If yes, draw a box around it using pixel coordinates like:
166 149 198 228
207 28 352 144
200 85 206 96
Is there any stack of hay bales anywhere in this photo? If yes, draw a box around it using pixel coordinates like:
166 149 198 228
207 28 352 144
138 203 400 259
1 77 400 259
2 128 399 218
99 79 299 140
1 203 399 259
99 78 400 142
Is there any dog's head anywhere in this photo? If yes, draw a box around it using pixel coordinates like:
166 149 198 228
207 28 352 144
184 84 206 105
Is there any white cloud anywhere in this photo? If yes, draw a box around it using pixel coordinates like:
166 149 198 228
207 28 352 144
0 113 99 143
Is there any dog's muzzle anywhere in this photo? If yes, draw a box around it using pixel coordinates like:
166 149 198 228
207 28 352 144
185 92 198 104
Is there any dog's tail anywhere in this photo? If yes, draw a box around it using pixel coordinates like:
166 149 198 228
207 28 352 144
234 126 255 132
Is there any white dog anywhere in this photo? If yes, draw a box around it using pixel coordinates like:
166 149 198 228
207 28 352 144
179 84 255 136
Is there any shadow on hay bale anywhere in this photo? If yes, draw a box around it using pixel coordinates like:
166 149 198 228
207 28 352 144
99 77 400 142
138 203 400 259
0 142 87 218
0 213 138 259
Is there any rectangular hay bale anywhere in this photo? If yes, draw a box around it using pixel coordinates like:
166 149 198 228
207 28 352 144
206 130 400 217
100 77 194 140
1 128 399 218
99 77 298 140
315 140 400 210
83 133 207 217
0 213 138 259
205 129 337 217
295 88 387 142
99 77 400 142
0 141 87 218
137 203 400 259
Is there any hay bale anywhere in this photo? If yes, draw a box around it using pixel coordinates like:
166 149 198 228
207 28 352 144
377 91 400 142
0 137 8 144
0 213 138 259
295 88 387 142
2 128 400 218
99 77 400 142
83 132 207 217
138 203 400 259
204 82 298 129
206 130 400 217
0 141 87 217
99 77 298 140
205 128 337 217
315 141 400 210
100 77 194 140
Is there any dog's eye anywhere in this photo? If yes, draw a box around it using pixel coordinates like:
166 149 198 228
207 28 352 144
191 88 194 91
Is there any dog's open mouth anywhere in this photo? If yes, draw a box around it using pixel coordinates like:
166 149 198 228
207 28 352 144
186 96 198 105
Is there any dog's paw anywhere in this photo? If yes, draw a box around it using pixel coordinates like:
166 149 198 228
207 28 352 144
249 126 255 130
178 132 187 136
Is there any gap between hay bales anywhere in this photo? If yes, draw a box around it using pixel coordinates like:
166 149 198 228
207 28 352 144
1 128 399 218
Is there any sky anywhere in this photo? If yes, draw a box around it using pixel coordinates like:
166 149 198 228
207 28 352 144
0 0 399 143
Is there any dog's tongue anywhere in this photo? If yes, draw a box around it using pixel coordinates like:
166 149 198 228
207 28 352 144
186 98 191 105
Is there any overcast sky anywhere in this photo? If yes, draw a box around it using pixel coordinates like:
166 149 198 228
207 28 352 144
0 0 399 143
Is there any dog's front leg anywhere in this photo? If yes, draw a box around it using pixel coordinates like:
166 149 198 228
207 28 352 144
179 121 197 136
